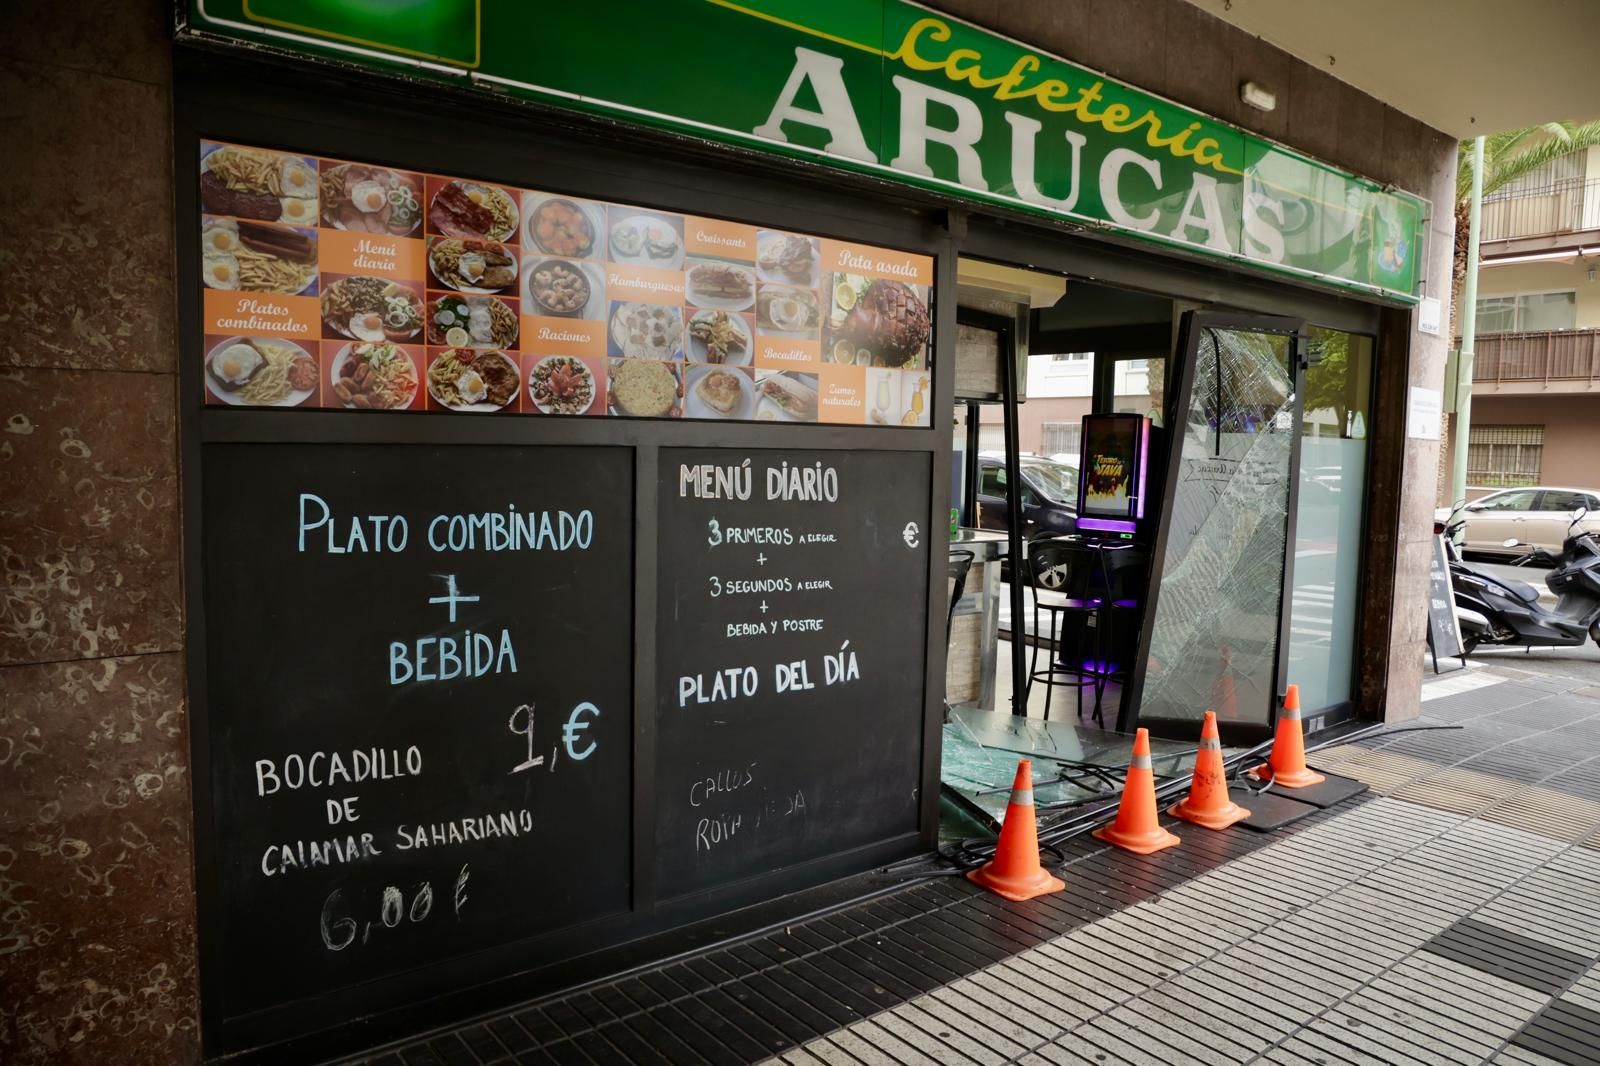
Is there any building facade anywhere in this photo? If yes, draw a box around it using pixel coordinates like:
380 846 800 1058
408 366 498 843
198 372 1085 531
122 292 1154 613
0 0 1519 1061
1444 146 1600 497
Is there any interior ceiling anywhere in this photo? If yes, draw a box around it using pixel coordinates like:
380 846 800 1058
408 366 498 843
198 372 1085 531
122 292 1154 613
1184 0 1600 136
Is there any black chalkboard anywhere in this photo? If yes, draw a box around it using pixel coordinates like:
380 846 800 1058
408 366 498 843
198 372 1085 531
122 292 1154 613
654 448 931 898
1426 534 1464 665
201 443 632 1016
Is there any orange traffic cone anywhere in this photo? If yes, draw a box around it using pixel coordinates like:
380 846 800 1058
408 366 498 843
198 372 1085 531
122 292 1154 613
1093 728 1180 854
967 760 1066 902
1250 684 1325 789
1170 710 1250 830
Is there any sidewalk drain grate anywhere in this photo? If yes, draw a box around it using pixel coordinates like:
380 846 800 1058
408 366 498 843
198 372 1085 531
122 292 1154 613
1512 996 1600 1065
1421 918 1594 997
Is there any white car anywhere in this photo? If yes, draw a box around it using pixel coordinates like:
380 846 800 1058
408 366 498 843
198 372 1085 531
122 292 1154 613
1434 487 1600 556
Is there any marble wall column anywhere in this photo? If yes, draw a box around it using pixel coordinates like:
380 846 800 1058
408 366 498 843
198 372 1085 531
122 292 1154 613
0 2 198 1062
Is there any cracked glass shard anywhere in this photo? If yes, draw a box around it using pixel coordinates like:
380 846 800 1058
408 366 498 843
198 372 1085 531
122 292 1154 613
1139 327 1293 728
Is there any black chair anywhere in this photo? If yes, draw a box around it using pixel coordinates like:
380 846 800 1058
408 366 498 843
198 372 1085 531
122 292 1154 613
944 550 975 722
1089 543 1147 720
1024 539 1103 722
947 550 975 644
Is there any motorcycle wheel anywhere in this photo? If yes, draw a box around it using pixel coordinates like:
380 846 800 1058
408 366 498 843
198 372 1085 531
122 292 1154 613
1462 636 1480 654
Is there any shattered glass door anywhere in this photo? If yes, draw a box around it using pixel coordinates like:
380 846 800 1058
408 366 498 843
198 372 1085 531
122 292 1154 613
1137 319 1298 731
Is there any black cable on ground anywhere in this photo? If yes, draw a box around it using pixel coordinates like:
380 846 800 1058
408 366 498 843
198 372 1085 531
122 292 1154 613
882 721 1466 882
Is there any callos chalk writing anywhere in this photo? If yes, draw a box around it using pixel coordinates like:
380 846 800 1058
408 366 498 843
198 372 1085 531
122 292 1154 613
389 629 517 685
689 763 757 807
255 746 422 797
680 459 752 500
768 461 839 502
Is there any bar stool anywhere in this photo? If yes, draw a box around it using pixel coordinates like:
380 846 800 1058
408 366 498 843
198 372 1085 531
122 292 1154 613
1089 543 1146 722
1025 539 1103 722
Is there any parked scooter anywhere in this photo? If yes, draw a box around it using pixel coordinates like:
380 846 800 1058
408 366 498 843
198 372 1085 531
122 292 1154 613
1438 507 1600 654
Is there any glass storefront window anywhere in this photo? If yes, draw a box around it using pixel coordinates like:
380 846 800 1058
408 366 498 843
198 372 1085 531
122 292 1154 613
1286 328 1373 711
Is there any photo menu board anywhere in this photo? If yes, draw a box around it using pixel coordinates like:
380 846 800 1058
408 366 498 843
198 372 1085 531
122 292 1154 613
198 141 934 426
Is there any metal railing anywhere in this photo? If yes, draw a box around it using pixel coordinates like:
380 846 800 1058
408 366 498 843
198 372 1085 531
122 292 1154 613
1480 178 1600 241
1464 328 1600 383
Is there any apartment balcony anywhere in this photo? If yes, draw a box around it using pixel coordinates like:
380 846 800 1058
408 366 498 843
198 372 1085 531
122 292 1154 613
1480 178 1600 254
1464 328 1600 394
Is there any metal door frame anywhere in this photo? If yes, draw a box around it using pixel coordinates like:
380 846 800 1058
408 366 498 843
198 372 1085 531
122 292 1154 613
1119 311 1306 744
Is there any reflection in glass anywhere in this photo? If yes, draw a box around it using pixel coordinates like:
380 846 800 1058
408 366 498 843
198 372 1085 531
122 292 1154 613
1139 327 1293 728
1286 329 1372 710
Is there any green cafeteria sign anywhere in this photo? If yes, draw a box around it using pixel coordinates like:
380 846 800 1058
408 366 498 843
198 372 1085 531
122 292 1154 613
185 0 1427 300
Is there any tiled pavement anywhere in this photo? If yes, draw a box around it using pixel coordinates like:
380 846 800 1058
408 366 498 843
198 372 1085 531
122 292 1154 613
351 666 1600 1066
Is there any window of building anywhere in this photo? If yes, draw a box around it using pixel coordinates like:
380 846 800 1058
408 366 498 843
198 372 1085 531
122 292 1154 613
1040 421 1081 458
1467 426 1544 488
1483 149 1586 201
1050 352 1091 362
1474 291 1576 334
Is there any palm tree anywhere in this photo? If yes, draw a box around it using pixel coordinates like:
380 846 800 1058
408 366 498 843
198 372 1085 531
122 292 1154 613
1451 120 1600 336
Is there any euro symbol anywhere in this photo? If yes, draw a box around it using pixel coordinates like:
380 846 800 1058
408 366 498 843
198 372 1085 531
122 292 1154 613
563 702 600 761
901 521 919 548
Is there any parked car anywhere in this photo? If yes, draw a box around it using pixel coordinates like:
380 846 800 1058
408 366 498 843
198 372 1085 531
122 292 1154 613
1434 487 1600 557
975 455 1080 540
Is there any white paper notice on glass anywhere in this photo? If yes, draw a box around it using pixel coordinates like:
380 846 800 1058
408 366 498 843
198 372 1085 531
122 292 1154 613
1407 386 1443 440
1418 296 1442 336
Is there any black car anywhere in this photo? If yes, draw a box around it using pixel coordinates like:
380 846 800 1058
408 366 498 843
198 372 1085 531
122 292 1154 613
976 455 1080 539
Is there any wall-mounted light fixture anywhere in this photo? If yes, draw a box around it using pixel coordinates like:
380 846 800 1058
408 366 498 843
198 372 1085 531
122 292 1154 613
1240 81 1276 112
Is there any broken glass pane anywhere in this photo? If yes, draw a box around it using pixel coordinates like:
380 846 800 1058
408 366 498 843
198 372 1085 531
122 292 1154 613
1139 327 1293 728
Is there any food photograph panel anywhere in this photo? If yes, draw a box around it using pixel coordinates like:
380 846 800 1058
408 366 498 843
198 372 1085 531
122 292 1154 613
685 309 753 365
197 141 934 423
201 216 320 296
427 293 520 350
607 208 685 270
425 176 521 244
527 354 605 417
203 335 320 408
608 301 684 361
754 370 820 423
607 357 682 419
755 230 820 289
425 347 523 413
684 364 757 421
524 257 606 320
428 236 519 295
684 258 756 311
824 274 932 370
320 161 424 236
200 142 320 226
523 193 604 261
327 341 424 411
